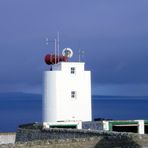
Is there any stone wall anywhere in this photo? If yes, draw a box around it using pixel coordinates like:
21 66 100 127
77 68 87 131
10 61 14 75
82 121 103 130
15 125 148 147
16 128 106 142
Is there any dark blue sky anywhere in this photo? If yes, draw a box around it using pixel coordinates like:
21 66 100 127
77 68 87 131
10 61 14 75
0 1 148 96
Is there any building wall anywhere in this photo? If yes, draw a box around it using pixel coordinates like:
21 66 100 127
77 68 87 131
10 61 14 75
43 71 57 122
43 62 92 123
0 133 16 144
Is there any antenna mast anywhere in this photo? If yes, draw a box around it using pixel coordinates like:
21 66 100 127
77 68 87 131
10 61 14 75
54 38 57 64
78 48 81 62
78 48 84 62
57 32 60 62
46 38 49 45
45 34 59 64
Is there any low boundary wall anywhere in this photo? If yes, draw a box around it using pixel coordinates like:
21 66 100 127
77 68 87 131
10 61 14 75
0 133 16 144
15 124 148 147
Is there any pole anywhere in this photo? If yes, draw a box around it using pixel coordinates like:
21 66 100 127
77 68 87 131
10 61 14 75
54 38 57 64
57 32 60 62
78 48 81 62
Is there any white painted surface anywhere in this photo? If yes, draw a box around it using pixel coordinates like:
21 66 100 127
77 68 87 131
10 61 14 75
43 71 57 122
103 121 109 131
0 133 16 144
43 121 82 129
135 120 145 134
43 62 92 123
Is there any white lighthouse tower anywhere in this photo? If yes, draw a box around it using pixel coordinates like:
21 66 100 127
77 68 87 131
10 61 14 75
43 48 92 129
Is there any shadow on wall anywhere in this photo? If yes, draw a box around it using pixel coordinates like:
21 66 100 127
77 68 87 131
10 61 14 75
94 136 141 148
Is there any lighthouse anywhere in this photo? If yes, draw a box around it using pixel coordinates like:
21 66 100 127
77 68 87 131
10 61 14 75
43 48 92 129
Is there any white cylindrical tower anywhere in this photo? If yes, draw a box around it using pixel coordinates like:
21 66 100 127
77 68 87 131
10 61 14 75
43 62 92 124
43 71 57 122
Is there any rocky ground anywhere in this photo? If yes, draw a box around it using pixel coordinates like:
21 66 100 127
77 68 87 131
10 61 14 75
0 138 100 148
0 136 144 148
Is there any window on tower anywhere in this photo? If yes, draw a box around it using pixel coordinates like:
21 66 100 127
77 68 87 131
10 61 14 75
71 67 75 74
71 91 76 98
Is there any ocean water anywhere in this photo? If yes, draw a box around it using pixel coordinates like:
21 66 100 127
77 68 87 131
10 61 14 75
0 93 148 132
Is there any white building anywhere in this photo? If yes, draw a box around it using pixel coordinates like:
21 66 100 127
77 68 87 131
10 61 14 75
43 62 92 129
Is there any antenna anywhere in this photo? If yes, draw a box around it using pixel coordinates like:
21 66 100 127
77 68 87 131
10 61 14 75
78 48 85 62
45 37 52 55
45 37 54 55
45 37 58 64
57 32 60 62
78 48 81 62
45 38 49 45
54 38 57 64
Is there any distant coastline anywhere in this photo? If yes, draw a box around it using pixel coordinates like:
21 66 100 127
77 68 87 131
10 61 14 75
0 93 148 132
93 95 148 100
0 92 148 100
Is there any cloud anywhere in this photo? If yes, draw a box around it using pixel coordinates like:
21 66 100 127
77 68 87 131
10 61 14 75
0 0 148 94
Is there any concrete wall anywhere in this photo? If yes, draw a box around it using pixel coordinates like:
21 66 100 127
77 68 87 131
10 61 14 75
15 127 148 147
0 133 16 144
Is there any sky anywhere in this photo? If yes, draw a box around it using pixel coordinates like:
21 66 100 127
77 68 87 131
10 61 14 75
0 0 148 96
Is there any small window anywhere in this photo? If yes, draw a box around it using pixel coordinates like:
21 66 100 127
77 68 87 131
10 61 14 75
71 67 75 74
71 91 76 98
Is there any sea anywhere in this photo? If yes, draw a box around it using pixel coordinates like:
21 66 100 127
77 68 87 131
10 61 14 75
0 93 148 132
